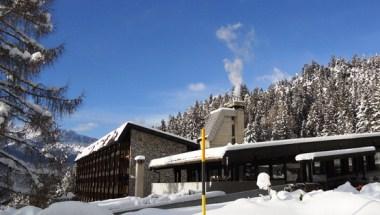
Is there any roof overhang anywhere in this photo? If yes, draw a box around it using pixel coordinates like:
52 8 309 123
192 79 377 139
295 146 376 161
149 146 225 170
150 132 380 169
224 132 380 164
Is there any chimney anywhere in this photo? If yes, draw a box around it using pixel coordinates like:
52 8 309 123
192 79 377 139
134 155 145 197
202 99 245 148
227 100 245 145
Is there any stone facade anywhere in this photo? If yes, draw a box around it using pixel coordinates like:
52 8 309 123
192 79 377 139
128 129 189 196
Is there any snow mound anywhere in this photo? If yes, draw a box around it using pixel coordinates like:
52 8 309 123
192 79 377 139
38 201 112 215
334 181 359 194
0 207 17 215
92 190 225 213
302 189 323 201
257 172 271 190
276 191 292 200
12 206 42 215
302 191 380 215
360 182 380 199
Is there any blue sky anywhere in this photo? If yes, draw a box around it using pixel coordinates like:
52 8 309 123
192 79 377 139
40 0 380 138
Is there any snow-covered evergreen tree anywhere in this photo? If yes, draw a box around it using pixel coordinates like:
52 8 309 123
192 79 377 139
356 95 371 133
0 0 82 204
157 55 380 143
370 80 380 132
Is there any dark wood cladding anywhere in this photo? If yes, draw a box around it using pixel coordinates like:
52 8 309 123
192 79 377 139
75 141 129 201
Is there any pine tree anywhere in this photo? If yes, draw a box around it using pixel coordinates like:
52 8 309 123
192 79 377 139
244 123 255 142
244 115 262 142
159 119 167 131
321 100 338 136
0 0 82 192
356 95 371 133
370 81 380 131
306 100 323 137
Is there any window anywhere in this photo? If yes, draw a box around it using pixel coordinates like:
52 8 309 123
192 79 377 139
231 119 236 144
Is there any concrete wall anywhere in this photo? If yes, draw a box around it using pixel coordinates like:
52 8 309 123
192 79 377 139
151 180 285 195
208 106 245 148
128 129 189 197
210 116 234 147
234 108 244 144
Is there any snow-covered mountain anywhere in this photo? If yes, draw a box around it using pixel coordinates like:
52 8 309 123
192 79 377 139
39 130 97 164
58 130 97 146
0 130 96 206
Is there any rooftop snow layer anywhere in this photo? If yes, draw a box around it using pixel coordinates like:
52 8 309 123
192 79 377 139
149 146 226 169
75 123 127 161
228 132 380 152
295 146 376 161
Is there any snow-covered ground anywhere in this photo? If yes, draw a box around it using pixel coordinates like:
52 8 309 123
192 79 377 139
3 182 380 215
128 182 380 215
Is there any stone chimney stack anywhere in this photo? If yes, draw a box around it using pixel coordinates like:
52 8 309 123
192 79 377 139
227 100 245 145
202 100 245 148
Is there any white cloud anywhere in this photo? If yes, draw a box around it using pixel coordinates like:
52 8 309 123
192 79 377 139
216 22 254 60
65 107 173 135
152 84 226 113
131 113 170 127
188 82 206 92
73 122 98 133
258 67 291 83
216 23 242 44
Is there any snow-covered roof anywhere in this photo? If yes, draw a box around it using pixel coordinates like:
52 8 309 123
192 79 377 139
75 123 128 161
150 132 380 169
228 132 380 152
75 122 197 161
205 108 236 142
135 155 146 161
295 146 376 161
149 146 226 169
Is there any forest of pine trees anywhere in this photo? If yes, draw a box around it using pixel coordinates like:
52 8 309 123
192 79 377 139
159 55 380 142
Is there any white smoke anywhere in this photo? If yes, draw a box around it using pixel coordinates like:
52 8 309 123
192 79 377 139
216 23 254 98
223 58 243 97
